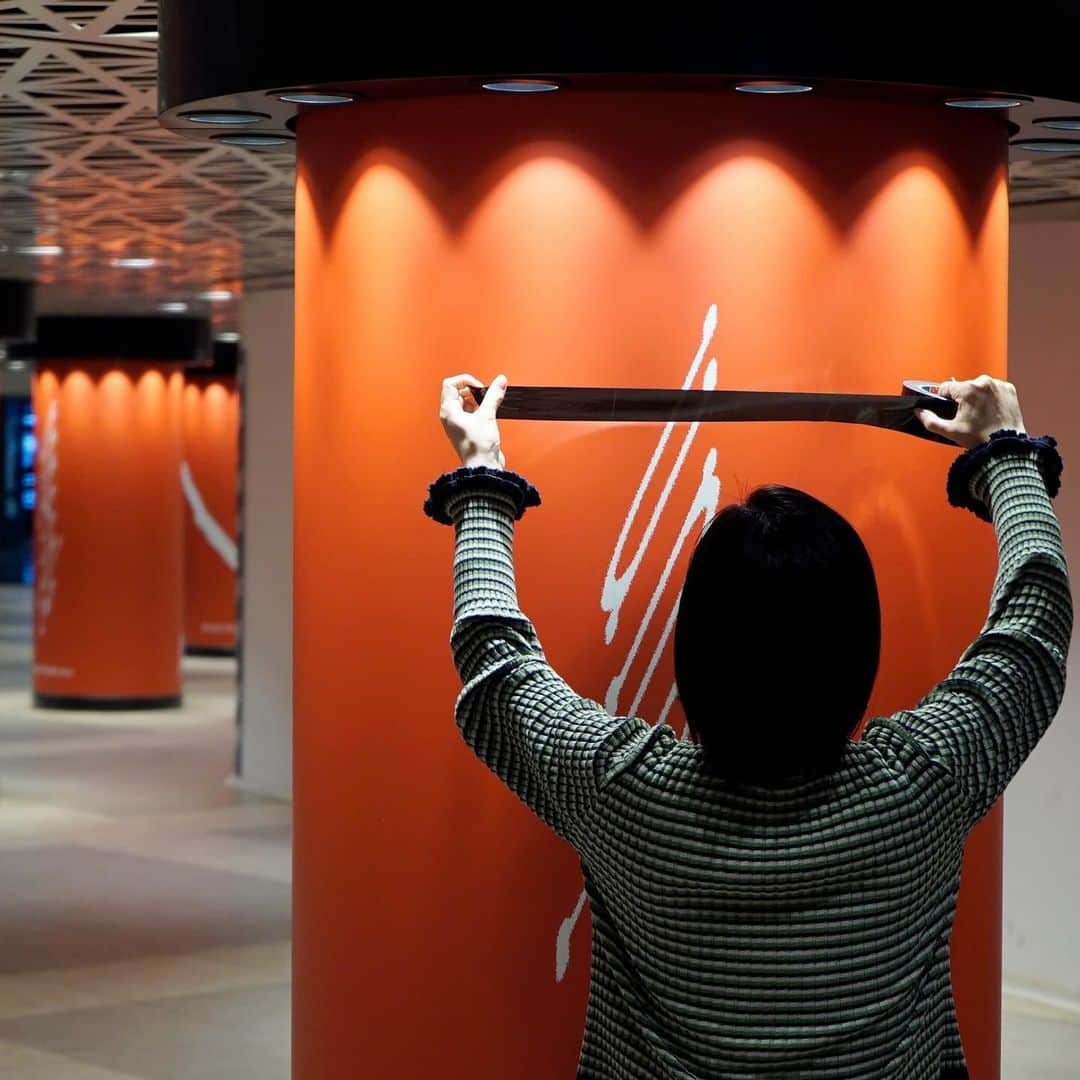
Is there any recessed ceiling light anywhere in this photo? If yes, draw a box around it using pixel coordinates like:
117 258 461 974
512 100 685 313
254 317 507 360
181 111 268 126
111 256 156 269
199 290 234 302
481 79 561 93
7 360 26 372
16 244 62 256
735 81 814 94
215 134 294 148
945 96 1031 109
1034 116 1080 131
215 332 240 343
277 90 355 105
107 30 158 39
1011 138 1080 153
159 302 189 313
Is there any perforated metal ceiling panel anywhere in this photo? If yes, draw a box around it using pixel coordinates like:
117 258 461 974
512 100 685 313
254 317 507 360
0 0 294 320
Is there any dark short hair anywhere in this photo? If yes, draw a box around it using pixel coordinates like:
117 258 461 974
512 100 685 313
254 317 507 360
674 485 880 786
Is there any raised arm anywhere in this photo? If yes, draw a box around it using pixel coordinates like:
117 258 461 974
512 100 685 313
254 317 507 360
866 377 1072 821
429 375 655 843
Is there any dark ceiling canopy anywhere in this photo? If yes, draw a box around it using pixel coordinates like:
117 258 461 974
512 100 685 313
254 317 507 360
157 3 1080 173
159 4 1080 111
0 279 33 342
35 315 212 364
188 339 240 378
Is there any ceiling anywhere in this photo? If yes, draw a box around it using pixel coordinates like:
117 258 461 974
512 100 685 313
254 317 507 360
0 1 1078 329
0 0 295 328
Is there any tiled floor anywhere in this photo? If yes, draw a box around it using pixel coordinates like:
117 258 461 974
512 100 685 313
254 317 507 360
0 587 290 1079
0 584 1077 1077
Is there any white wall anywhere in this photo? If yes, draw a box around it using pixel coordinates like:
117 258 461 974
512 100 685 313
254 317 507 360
1003 219 1080 1006
234 288 293 800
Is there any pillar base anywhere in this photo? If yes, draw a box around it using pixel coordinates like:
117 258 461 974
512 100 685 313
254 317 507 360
184 645 236 658
34 692 182 711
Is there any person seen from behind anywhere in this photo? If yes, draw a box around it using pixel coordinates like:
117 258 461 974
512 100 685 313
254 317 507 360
424 373 1070 1079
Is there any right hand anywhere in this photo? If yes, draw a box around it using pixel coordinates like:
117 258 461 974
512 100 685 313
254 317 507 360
439 373 508 469
915 375 1026 451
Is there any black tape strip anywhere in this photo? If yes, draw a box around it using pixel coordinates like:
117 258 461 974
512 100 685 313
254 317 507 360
472 386 959 446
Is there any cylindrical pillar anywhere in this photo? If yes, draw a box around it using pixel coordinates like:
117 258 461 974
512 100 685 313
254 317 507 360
292 93 1008 1077
32 315 209 709
182 342 240 655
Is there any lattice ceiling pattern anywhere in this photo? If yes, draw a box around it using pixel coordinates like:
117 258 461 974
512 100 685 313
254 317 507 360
1 1 1079 323
0 0 295 322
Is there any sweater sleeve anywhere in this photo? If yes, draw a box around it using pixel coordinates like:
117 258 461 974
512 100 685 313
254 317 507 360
865 447 1073 822
445 484 656 843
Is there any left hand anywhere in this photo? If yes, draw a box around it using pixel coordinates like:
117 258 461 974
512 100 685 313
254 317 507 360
440 373 508 468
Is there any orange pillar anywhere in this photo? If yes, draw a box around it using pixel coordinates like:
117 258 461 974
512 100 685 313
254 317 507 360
32 316 208 709
294 92 1007 1078
182 345 240 655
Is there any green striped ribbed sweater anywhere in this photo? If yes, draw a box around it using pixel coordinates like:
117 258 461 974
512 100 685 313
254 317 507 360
445 447 1072 1079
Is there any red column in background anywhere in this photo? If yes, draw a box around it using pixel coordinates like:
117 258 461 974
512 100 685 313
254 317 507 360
182 373 239 654
33 362 185 707
293 92 1008 1078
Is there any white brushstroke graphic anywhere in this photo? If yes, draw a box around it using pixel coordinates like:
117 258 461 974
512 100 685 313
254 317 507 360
180 462 238 570
36 399 63 639
555 306 724 982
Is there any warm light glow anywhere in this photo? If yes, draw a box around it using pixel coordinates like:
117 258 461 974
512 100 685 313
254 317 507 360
841 159 986 380
457 154 639 374
204 382 230 419
657 152 834 384
100 370 134 437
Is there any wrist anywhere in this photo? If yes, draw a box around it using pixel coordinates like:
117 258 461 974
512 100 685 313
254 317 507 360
424 465 541 525
973 425 1025 447
946 430 1061 522
461 454 504 470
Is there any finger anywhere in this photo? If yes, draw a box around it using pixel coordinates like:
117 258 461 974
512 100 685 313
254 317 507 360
442 374 483 397
439 383 457 417
915 407 935 430
478 373 508 418
440 374 483 413
916 408 951 438
938 378 969 402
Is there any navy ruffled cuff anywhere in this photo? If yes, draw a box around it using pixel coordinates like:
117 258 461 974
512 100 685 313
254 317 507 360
947 429 1062 522
423 466 542 525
